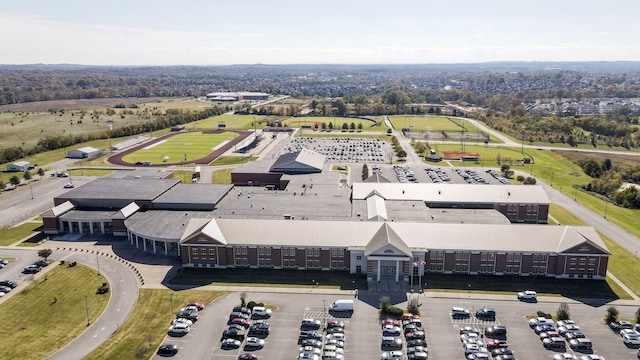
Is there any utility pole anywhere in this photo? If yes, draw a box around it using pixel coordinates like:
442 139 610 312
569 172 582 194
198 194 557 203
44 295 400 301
85 295 91 326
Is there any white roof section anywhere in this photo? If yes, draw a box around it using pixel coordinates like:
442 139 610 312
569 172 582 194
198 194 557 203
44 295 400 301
118 202 140 219
183 219 607 255
76 146 100 153
366 194 388 221
352 183 550 204
46 200 75 217
11 160 30 167
270 149 326 173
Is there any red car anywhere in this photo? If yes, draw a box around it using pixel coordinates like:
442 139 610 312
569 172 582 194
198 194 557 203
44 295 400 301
187 302 205 311
486 339 509 349
381 318 402 328
230 318 251 328
405 331 425 340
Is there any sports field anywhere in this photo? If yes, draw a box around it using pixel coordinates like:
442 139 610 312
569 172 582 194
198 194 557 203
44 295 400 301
185 114 267 131
285 116 383 131
120 131 235 164
390 116 474 132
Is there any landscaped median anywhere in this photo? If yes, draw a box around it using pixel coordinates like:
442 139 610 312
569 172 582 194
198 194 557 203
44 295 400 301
84 289 225 360
0 263 109 359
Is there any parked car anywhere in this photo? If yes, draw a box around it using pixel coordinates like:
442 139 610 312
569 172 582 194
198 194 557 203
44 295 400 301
238 354 258 360
381 351 404 359
475 307 496 319
529 317 553 328
176 308 199 321
327 319 345 328
245 337 265 349
222 327 246 341
452 307 471 317
34 260 49 267
157 344 179 356
406 339 427 347
485 339 508 349
405 331 425 340
221 338 241 349
623 333 640 345
535 324 556 334
230 317 251 328
382 325 402 336
569 338 592 350
566 331 586 340
171 318 193 326
580 356 605 360
299 339 322 348
186 301 204 310
229 311 250 320
300 346 322 356
23 265 41 273
0 259 8 265
0 280 17 288
301 318 321 330
460 326 479 335
553 354 577 360
167 323 190 335
252 306 272 318
407 346 427 354
407 352 428 360
484 325 507 337
467 353 490 360
324 338 344 348
517 290 537 301
381 318 402 328
63 183 75 188
381 336 403 350
233 306 251 315
0 285 12 293
543 337 566 349
610 321 633 331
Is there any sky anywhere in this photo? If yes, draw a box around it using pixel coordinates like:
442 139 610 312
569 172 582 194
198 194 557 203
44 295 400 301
1 0 639 66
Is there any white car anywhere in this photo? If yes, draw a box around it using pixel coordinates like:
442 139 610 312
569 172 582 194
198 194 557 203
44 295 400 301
529 317 553 328
623 333 640 345
452 307 471 317
252 306 272 318
382 325 402 336
580 356 605 360
168 323 190 335
0 259 8 265
327 333 345 341
620 328 637 337
245 337 265 348
553 354 577 360
461 332 481 343
0 292 5 297
299 346 321 356
171 318 193 326
517 290 537 300
556 320 576 328
381 351 404 359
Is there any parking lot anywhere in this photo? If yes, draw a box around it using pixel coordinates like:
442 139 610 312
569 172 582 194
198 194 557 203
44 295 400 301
150 290 639 359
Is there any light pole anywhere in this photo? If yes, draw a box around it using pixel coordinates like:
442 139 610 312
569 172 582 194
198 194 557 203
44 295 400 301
521 125 526 156
170 293 174 318
96 253 100 275
604 201 608 219
85 295 91 326
468 283 471 298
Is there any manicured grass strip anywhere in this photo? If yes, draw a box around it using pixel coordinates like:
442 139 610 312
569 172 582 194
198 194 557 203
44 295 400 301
171 268 366 291
212 168 233 184
0 222 43 246
67 169 115 177
211 156 257 166
84 289 225 360
601 234 640 298
548 204 588 226
0 264 109 359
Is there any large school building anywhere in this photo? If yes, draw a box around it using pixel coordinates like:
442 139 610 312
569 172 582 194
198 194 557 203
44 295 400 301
41 164 609 281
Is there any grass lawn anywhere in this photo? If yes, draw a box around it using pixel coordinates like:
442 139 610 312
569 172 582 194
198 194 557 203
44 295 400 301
548 204 588 226
170 268 366 291
601 234 640 298
121 131 235 164
84 289 225 360
0 264 109 359
286 116 384 132
295 131 391 142
211 156 257 166
67 169 115 177
185 114 267 131
0 221 43 246
212 168 233 184
390 116 471 132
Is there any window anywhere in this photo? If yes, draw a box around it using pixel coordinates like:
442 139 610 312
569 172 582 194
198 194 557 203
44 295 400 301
437 251 444 260
587 269 594 278
331 249 337 257
481 253 495 262
201 258 207 267
356 255 362 261
331 260 338 268
355 265 362 274
259 258 271 266
568 268 576 277
200 249 207 255
308 248 319 257
258 247 271 256
209 258 216 267
588 259 596 266
579 259 586 265
337 261 344 268
208 249 215 255
569 258 577 265
192 248 198 255
455 252 469 261
338 249 344 257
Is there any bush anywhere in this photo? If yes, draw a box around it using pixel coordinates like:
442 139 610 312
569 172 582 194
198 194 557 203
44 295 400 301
379 296 404 317
407 300 420 316
557 302 570 321
605 306 619 323
246 301 264 310
536 311 552 319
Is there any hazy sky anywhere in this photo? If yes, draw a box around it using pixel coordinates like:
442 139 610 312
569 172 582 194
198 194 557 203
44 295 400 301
1 0 639 65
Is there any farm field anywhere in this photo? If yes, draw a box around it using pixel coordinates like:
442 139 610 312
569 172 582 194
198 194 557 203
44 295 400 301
120 131 235 164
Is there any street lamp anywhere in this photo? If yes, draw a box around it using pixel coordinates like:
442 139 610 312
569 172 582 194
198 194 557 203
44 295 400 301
468 283 471 298
521 125 526 156
85 295 91 326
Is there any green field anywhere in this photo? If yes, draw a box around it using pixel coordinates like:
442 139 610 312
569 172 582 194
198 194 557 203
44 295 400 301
121 131 235 164
285 116 384 132
389 116 471 132
0 264 109 359
185 114 267 131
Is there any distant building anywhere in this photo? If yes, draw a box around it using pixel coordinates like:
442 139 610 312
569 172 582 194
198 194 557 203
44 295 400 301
206 92 270 102
6 161 31 172
67 147 103 159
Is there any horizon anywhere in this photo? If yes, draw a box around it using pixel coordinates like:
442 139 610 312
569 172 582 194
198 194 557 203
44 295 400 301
1 0 638 66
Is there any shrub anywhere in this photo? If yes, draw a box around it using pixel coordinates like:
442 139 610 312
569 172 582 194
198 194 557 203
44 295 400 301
536 310 552 319
557 302 570 321
605 306 619 323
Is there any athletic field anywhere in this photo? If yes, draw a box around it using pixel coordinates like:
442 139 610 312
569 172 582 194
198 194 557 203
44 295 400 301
120 131 236 164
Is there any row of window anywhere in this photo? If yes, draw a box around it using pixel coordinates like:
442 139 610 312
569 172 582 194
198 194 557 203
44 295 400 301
570 258 596 266
192 247 347 258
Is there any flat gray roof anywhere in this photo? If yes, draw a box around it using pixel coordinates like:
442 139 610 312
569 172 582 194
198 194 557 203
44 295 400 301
60 210 119 221
153 184 233 206
126 210 215 241
56 178 180 202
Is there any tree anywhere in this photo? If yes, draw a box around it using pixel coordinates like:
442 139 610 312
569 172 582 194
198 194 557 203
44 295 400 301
396 150 407 158
501 164 514 178
362 164 369 180
602 158 612 171
357 123 363 131
386 128 392 135
0 179 5 191
37 168 45 177
240 291 247 307
341 122 348 130
38 248 52 261
635 307 640 325
23 170 32 182
350 122 356 130
9 175 20 186
321 122 327 130
605 305 619 324
557 302 570 321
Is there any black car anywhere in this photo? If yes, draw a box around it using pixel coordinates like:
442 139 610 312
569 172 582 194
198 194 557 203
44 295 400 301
34 260 49 267
238 353 258 360
229 311 249 320
248 323 269 336
485 325 507 337
0 280 17 288
475 307 496 319
222 327 246 340
233 306 252 315
157 344 179 356
176 309 199 321
301 319 321 330
406 339 427 347
23 265 41 274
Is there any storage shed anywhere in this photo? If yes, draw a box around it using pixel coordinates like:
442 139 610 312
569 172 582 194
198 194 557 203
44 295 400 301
67 147 103 159
6 161 31 172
